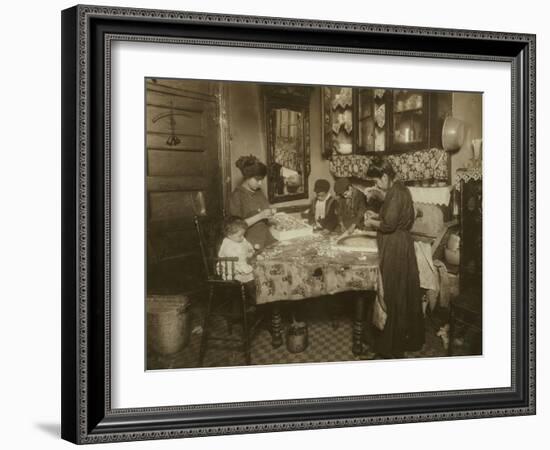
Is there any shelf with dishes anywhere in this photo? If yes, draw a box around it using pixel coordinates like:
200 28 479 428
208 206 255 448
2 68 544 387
322 86 452 157
393 106 424 114
391 90 428 151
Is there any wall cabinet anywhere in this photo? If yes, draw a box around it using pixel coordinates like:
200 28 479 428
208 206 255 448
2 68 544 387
356 88 392 153
391 90 429 151
322 87 354 158
322 87 452 157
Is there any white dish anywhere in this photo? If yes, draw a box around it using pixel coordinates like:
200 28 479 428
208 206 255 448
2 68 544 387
333 234 378 253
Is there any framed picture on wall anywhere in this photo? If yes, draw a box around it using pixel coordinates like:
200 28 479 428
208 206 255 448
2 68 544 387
61 5 535 444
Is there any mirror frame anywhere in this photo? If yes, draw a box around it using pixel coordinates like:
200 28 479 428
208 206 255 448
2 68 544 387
264 85 311 203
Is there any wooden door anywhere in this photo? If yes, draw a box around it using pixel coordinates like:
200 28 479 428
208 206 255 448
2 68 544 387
146 79 222 295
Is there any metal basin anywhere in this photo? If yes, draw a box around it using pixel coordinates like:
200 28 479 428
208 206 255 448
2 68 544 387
335 234 378 253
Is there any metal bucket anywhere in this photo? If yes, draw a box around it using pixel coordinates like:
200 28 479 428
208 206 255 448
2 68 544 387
147 295 191 355
286 322 308 353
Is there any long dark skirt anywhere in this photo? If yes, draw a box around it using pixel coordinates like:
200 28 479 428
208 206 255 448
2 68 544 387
375 229 424 357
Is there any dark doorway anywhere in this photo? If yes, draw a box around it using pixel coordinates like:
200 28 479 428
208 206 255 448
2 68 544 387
146 79 223 295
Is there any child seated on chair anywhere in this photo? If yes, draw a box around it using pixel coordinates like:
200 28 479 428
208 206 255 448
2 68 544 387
217 217 257 311
306 178 338 232
218 216 255 283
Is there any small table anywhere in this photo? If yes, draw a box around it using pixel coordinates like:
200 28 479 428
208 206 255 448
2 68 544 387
253 234 380 354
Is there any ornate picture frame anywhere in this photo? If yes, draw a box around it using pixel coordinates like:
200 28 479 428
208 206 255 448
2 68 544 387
61 5 535 444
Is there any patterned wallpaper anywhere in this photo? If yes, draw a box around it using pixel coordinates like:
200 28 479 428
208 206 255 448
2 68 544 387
329 148 449 182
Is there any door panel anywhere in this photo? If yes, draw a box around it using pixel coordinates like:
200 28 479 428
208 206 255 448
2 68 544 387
149 191 201 221
148 107 204 135
146 79 221 295
146 135 205 152
148 150 206 176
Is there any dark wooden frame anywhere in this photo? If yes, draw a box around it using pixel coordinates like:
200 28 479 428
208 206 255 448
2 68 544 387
62 4 536 444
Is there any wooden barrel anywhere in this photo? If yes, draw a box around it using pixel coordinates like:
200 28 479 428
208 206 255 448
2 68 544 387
147 295 191 355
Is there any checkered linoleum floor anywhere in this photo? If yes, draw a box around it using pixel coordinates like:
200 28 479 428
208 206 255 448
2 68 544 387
147 299 459 370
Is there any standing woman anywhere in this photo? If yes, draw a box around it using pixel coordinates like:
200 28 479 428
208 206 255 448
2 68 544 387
229 155 277 251
364 157 424 357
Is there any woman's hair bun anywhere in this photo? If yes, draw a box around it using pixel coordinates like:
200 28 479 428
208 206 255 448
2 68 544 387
235 155 267 179
235 155 258 171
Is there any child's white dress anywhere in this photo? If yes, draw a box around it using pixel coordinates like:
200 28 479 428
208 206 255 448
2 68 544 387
217 238 255 283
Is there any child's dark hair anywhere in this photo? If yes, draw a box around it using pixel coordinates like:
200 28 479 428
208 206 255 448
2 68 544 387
223 216 248 236
366 155 396 180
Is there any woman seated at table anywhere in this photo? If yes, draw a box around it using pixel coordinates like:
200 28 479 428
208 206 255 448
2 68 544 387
229 155 277 251
363 156 425 358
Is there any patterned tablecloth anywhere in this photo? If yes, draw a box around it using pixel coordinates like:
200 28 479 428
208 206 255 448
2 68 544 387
253 234 380 304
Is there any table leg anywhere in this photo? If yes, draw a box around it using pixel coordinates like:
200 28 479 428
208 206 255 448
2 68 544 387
270 303 283 349
352 295 365 355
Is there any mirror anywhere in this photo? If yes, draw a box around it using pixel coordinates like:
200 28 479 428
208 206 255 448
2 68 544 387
264 86 311 203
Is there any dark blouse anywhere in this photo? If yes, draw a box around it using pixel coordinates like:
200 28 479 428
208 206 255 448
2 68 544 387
229 185 277 250
307 196 338 232
378 181 416 236
336 188 367 231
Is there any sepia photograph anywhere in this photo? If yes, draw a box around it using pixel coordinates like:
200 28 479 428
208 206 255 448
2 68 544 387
145 79 483 370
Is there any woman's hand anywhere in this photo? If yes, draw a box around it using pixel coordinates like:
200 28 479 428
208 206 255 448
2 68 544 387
245 209 274 227
337 226 353 241
364 210 379 220
365 217 381 229
365 186 385 202
259 208 275 220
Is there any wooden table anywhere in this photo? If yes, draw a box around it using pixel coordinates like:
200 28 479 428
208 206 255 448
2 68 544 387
253 234 380 354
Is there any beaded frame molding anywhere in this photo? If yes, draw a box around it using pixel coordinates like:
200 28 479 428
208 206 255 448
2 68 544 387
61 4 536 444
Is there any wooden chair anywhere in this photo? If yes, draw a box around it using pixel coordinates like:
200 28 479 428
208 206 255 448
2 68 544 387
194 215 262 366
